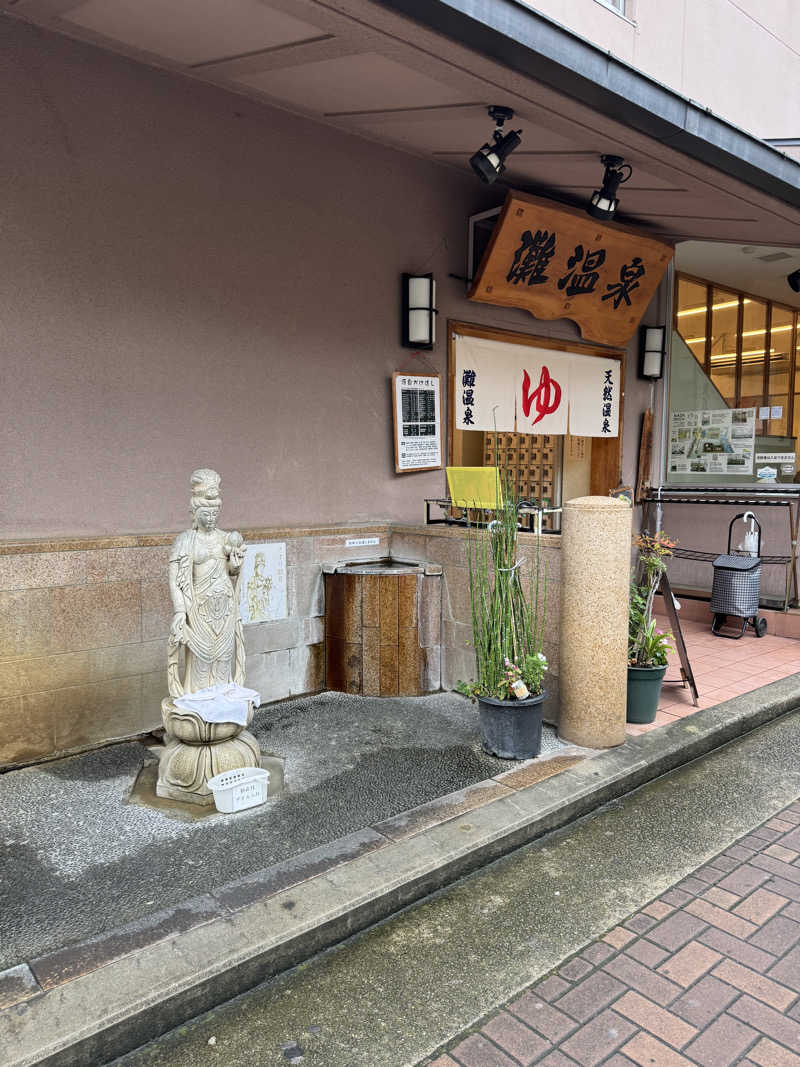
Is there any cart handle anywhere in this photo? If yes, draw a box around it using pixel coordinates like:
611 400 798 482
727 511 762 556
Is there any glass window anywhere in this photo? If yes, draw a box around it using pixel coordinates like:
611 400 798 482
708 288 739 406
669 274 799 486
793 323 800 443
768 307 794 437
739 298 767 419
675 277 708 368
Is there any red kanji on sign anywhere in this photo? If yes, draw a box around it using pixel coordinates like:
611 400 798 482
522 366 562 426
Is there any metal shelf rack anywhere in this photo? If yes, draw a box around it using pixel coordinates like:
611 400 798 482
644 485 800 611
425 498 563 535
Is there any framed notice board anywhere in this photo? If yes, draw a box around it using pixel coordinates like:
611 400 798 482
392 372 443 473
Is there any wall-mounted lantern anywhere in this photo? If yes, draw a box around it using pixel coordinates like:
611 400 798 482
640 325 666 380
401 273 437 349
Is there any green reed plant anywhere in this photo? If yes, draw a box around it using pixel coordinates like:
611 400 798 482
457 452 547 701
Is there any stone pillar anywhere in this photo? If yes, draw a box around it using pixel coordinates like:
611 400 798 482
559 496 631 748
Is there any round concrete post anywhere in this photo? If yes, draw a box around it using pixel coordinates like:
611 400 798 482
558 496 631 748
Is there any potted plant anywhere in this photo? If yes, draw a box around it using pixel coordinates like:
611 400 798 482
627 530 675 724
457 468 548 758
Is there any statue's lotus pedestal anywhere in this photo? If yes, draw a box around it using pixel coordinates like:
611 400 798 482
156 698 262 807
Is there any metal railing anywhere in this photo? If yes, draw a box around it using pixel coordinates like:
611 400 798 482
424 498 563 535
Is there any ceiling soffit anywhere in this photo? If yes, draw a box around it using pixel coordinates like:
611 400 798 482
3 0 800 247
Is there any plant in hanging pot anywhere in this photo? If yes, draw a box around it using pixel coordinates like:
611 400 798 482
456 467 548 759
627 530 675 724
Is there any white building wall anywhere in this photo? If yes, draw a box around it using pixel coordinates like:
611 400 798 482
520 1 800 158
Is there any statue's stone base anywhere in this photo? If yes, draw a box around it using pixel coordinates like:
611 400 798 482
156 697 262 807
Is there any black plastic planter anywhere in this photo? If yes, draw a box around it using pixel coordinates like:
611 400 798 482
477 691 545 759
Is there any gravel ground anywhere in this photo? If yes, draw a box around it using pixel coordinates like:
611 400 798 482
0 690 579 968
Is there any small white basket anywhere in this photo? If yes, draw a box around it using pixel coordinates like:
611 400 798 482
207 767 269 814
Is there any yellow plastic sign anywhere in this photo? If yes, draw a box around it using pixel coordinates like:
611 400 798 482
446 466 503 509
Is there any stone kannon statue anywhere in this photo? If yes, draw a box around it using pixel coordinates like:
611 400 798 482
156 468 262 805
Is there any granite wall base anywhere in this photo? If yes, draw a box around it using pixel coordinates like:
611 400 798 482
0 523 564 769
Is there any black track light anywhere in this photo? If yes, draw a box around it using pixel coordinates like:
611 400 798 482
470 106 523 185
788 268 800 294
588 154 633 220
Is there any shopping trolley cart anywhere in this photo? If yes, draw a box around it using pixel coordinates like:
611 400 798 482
710 512 767 639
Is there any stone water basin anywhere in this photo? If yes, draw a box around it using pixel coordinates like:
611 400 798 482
335 558 424 575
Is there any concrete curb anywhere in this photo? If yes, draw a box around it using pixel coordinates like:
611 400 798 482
3 677 799 1066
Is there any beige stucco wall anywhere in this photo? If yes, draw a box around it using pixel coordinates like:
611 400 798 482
1 14 604 541
1 16 660 541
521 0 800 149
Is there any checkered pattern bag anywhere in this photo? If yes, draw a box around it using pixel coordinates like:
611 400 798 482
710 553 761 617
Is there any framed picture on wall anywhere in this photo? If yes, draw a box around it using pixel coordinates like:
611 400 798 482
392 372 443 474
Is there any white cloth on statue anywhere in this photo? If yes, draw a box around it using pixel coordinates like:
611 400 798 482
173 683 260 725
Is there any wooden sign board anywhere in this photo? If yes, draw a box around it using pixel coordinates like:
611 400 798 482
469 191 673 347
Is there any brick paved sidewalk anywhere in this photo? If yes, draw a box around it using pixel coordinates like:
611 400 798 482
426 799 800 1067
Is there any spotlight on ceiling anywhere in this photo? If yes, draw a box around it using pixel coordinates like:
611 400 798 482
788 268 800 294
588 154 633 220
469 105 522 185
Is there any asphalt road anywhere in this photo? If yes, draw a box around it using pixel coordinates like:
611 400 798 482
115 710 800 1067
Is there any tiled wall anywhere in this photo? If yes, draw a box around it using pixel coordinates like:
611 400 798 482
0 526 390 769
0 523 562 769
0 542 168 769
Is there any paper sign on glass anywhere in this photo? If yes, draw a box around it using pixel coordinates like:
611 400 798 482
668 408 755 476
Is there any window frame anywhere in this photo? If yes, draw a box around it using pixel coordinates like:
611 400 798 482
593 0 636 25
673 271 800 438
